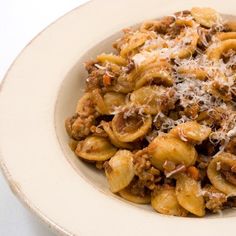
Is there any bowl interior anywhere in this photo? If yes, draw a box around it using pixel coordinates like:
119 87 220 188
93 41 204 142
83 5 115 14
55 16 236 218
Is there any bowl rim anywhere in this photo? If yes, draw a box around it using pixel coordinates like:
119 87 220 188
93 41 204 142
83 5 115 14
0 1 93 235
1 0 236 235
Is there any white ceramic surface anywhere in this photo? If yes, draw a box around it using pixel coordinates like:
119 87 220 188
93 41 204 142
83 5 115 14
0 1 88 235
1 0 236 235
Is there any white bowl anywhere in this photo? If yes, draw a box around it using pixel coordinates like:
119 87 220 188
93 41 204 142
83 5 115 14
1 0 236 235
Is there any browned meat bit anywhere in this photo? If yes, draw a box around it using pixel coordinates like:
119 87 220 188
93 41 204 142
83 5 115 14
210 81 232 102
219 157 236 186
225 136 236 155
84 60 98 73
202 185 227 213
129 177 151 198
133 149 161 190
65 115 95 140
184 103 200 119
197 26 217 50
65 114 78 137
85 70 104 91
159 88 176 114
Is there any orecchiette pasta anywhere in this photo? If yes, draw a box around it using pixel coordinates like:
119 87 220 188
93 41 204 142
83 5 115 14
130 86 166 115
119 187 151 204
111 108 152 142
169 121 211 144
176 67 208 81
216 32 236 41
97 53 127 66
104 150 135 193
151 186 188 216
66 8 236 217
101 121 133 149
75 136 117 161
176 173 205 217
92 89 126 115
207 39 236 60
207 153 236 196
148 135 197 170
191 7 221 28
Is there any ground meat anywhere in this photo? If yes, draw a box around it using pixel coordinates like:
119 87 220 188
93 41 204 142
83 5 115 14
202 185 227 213
65 114 95 140
129 177 150 197
155 17 176 35
184 103 200 119
133 149 161 190
159 88 176 114
225 136 236 155
85 69 105 91
78 95 97 117
85 60 98 73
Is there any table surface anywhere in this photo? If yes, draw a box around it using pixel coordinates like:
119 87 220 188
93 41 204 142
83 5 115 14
0 1 88 235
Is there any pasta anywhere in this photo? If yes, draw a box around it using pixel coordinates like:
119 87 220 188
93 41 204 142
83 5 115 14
65 7 236 217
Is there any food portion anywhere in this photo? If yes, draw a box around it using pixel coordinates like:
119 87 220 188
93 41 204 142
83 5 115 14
65 7 236 217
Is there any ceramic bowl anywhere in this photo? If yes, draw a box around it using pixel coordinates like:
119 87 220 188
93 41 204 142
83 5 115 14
1 0 236 235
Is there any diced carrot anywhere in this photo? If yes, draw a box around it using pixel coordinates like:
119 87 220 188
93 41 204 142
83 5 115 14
187 166 200 181
103 74 112 86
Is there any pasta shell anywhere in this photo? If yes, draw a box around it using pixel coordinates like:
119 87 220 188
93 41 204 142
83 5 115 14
97 53 127 66
119 187 151 204
130 86 166 114
75 136 117 161
112 108 152 142
120 31 155 57
93 90 126 115
151 186 188 216
101 121 133 149
207 152 236 195
216 32 236 41
177 67 208 81
169 121 211 144
207 39 236 60
108 75 135 93
135 69 173 89
176 173 205 217
148 135 197 170
191 7 221 28
104 150 135 193
171 32 199 59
